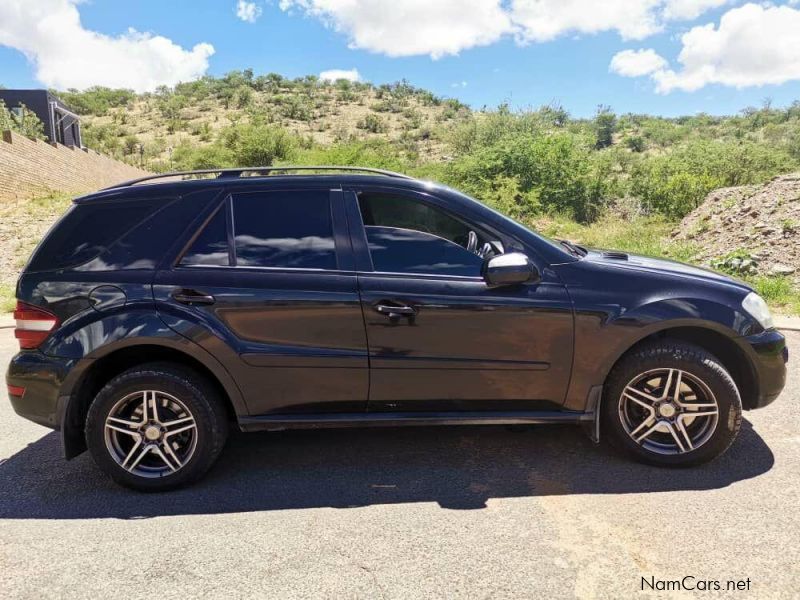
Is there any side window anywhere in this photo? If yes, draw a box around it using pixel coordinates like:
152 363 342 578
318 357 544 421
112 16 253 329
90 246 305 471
358 193 484 277
180 204 230 267
232 190 337 270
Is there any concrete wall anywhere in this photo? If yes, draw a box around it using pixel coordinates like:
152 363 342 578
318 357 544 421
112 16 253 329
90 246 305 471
0 130 150 201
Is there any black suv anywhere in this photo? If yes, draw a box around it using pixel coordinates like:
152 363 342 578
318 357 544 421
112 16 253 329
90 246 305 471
6 167 788 490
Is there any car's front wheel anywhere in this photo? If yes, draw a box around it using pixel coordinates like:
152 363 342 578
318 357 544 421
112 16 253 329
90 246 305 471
85 363 228 491
602 341 742 466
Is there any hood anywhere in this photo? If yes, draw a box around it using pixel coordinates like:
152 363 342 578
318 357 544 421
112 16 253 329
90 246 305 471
583 248 750 289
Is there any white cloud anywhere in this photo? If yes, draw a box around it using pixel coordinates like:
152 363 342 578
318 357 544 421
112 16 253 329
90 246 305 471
661 0 729 22
280 0 512 58
511 0 663 43
610 48 668 77
0 0 213 92
319 68 361 82
280 1 729 57
612 3 800 93
236 1 263 23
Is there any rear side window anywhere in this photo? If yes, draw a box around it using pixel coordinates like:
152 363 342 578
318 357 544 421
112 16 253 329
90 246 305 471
27 198 163 272
232 190 336 270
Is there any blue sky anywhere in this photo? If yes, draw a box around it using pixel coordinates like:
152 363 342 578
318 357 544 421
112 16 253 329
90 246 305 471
2 1 800 118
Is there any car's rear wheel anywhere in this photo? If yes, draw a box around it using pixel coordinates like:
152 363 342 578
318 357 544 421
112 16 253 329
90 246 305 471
85 363 228 491
602 341 742 466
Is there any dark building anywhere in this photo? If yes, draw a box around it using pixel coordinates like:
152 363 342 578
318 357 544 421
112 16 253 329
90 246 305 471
0 89 82 147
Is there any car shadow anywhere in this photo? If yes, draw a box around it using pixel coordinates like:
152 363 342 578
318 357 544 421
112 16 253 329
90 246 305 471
0 420 773 520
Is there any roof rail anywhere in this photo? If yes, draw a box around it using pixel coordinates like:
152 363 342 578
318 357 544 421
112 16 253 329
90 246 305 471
104 165 413 189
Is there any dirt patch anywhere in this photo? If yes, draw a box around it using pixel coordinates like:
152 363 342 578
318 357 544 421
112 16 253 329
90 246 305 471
0 194 72 287
673 174 800 281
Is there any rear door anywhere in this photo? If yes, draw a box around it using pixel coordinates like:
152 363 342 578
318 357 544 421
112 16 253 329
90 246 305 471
345 187 574 412
154 185 369 416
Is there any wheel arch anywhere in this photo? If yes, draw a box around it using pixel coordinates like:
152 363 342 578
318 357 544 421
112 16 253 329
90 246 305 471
61 341 245 459
603 325 758 410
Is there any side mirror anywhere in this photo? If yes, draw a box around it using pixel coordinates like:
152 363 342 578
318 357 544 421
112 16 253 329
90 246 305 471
482 252 539 287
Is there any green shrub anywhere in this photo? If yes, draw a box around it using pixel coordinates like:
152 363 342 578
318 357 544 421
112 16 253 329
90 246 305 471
444 130 603 221
293 140 408 171
0 101 45 140
57 87 135 116
172 123 297 169
357 114 388 134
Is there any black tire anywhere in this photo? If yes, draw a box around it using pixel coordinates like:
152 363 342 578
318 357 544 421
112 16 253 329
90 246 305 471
85 362 229 491
602 341 742 467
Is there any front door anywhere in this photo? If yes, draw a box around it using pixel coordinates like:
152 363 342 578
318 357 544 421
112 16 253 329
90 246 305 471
154 186 369 416
345 188 574 412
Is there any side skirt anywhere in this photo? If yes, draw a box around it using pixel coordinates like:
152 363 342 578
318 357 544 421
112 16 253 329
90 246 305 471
238 410 593 432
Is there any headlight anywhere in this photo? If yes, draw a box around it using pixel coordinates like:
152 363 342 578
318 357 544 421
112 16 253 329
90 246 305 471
742 292 774 330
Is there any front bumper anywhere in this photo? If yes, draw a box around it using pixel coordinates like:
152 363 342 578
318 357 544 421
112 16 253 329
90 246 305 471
742 328 788 409
6 350 75 429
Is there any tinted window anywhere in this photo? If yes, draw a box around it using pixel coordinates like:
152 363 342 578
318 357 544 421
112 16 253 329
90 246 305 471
79 191 220 271
27 198 162 272
180 205 230 266
366 226 484 276
358 193 483 277
360 194 471 244
232 191 336 270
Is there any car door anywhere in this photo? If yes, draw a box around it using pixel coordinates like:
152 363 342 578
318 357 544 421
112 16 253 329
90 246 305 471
344 187 574 412
153 185 369 416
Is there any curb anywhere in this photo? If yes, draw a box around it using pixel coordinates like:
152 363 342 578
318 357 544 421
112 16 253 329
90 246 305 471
774 316 800 332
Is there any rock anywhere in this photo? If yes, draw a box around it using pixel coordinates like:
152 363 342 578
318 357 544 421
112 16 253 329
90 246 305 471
770 264 796 276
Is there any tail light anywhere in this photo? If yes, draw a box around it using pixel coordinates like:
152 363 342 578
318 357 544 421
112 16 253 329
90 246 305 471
13 301 60 349
7 384 25 398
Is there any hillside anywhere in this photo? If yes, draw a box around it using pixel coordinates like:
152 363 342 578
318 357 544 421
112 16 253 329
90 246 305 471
59 74 469 170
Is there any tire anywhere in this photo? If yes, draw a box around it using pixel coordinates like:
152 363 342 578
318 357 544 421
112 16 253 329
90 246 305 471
602 341 742 467
85 362 229 491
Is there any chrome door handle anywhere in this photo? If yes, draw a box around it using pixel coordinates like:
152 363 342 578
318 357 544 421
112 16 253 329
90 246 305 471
172 290 216 305
374 303 416 320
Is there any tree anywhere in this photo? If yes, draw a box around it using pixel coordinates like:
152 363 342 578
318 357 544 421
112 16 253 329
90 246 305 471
594 105 617 149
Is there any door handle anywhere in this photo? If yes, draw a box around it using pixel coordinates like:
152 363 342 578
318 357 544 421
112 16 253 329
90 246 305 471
374 302 416 321
172 289 216 305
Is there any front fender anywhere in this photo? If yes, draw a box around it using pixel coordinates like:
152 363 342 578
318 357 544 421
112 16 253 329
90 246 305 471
562 295 759 411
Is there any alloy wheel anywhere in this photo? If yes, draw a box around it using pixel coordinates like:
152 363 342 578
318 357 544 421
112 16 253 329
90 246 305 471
104 390 198 478
618 368 719 455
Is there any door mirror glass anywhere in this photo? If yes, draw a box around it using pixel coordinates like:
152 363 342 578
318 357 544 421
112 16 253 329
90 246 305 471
482 252 538 287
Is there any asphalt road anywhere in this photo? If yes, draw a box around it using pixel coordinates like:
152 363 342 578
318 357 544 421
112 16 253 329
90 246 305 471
0 328 798 599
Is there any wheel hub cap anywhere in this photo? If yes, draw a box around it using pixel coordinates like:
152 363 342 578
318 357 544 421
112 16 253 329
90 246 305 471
144 425 161 441
658 403 677 418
